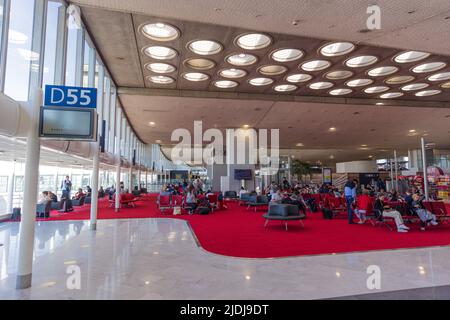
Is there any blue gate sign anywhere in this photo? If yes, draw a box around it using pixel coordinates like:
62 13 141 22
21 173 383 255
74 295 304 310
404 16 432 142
44 85 97 108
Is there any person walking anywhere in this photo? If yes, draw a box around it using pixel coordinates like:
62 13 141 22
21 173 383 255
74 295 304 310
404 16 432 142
61 175 72 199
344 179 357 224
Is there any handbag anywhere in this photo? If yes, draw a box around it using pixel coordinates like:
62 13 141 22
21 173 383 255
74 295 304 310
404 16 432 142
173 206 181 215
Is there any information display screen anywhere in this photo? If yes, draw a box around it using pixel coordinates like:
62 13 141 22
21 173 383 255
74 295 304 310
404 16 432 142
234 169 253 180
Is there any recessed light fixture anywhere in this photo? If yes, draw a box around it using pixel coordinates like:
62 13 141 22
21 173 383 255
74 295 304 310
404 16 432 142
385 75 415 84
346 79 374 87
394 51 431 63
412 62 446 73
329 88 352 95
286 73 312 83
325 70 353 80
259 65 288 76
274 84 298 92
427 72 450 82
182 72 209 81
249 77 274 86
271 48 304 62
401 83 429 91
361 144 368 147
368 66 399 77
219 68 247 78
415 89 441 97
235 33 272 50
184 58 216 70
188 40 223 55
380 92 404 99
146 62 176 74
243 124 250 128
155 139 162 143
296 143 304 147
141 23 180 41
320 42 355 57
214 80 239 88
301 60 331 71
409 129 416 133
345 55 378 68
364 86 390 94
226 53 258 66
328 127 337 132
148 121 156 127
147 75 175 84
375 102 384 105
309 81 334 90
441 82 450 89
143 46 177 60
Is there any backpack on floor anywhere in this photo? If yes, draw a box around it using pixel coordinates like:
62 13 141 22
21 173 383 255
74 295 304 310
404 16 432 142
197 206 210 215
322 207 333 219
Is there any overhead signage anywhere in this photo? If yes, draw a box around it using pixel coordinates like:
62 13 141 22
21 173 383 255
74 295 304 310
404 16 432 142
44 85 97 108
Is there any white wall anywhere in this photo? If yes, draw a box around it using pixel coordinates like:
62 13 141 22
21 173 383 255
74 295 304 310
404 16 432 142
336 160 378 174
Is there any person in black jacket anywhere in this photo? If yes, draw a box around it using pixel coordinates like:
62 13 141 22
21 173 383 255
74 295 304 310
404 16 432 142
374 195 409 232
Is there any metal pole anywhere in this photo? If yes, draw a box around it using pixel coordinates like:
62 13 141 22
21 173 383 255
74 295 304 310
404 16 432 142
394 149 398 192
115 164 120 212
389 157 394 192
421 137 429 201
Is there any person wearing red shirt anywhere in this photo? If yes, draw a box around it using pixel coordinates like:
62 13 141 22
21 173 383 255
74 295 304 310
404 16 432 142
355 190 373 224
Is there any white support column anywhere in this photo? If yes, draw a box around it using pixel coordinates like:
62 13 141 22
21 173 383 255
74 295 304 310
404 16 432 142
16 88 42 289
129 166 133 191
421 137 429 201
6 161 15 214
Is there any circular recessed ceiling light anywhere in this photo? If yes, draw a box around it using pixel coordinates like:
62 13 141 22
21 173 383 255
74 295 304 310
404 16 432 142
329 88 352 95
184 58 216 70
385 75 415 85
146 62 176 74
236 33 272 50
368 66 399 77
412 62 446 73
427 72 450 82
328 127 337 132
346 79 374 87
346 55 378 68
182 72 209 81
249 77 274 86
258 65 288 76
441 82 450 89
271 48 304 62
219 68 247 78
380 92 404 99
188 40 223 55
143 46 177 60
394 51 431 63
274 84 298 92
286 73 312 83
214 80 239 88
415 89 442 97
226 53 258 66
301 60 331 72
325 70 353 80
309 81 334 90
320 42 355 57
141 23 180 41
364 86 390 94
148 75 175 84
401 83 429 91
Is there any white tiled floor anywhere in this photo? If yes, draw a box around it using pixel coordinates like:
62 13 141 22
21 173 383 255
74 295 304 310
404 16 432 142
0 218 450 299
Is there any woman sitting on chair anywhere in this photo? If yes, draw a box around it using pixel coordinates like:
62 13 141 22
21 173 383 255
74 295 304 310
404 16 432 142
411 194 438 231
374 195 409 233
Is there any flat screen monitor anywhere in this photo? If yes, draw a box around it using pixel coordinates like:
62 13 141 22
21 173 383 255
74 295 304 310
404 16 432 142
234 169 253 180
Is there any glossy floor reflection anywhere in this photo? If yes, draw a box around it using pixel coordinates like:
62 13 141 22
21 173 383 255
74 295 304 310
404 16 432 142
1 218 450 299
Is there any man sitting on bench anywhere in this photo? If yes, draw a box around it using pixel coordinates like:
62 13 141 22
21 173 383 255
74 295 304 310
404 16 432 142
374 195 409 233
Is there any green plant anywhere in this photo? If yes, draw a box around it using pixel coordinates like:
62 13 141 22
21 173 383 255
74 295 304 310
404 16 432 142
291 160 312 182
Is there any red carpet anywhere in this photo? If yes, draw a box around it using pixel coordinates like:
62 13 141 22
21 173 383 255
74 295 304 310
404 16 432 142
31 196 450 258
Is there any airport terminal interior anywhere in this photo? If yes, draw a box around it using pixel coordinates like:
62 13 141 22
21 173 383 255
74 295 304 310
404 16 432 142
1 0 450 300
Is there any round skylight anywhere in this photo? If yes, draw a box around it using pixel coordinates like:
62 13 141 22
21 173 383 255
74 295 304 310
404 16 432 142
320 42 355 57
259 65 288 76
415 90 441 97
274 84 298 92
182 72 209 82
345 55 378 68
226 53 258 66
236 33 272 50
249 77 274 86
441 82 450 89
146 62 176 74
188 40 223 55
219 68 247 78
148 75 175 84
385 75 415 85
427 72 450 82
271 48 304 62
368 66 399 77
325 70 353 80
346 79 374 87
401 83 429 91
412 62 446 73
380 92 404 99
184 58 216 70
394 51 430 63
286 73 312 83
301 60 331 72
214 80 239 88
364 86 390 94
144 46 177 60
141 23 180 41
309 82 334 90
329 88 353 96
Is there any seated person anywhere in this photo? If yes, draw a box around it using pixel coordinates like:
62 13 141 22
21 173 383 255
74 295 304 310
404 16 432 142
411 194 438 230
270 190 283 203
38 191 50 204
86 186 92 196
374 195 409 233
185 191 197 214
289 190 307 215
355 190 372 224
98 186 105 198
47 191 58 202
217 191 227 210
239 186 248 198
73 188 85 200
